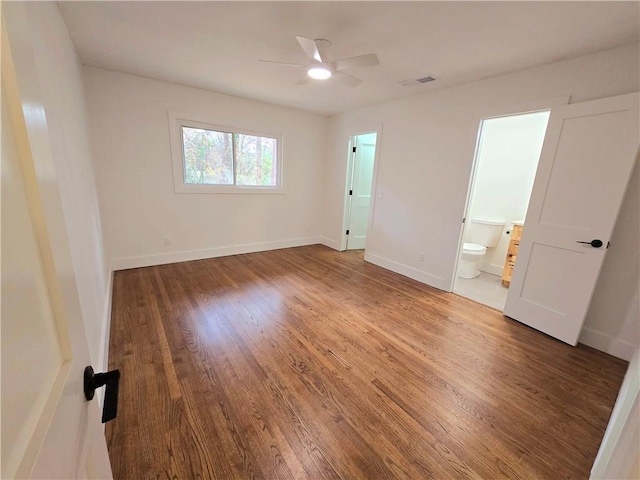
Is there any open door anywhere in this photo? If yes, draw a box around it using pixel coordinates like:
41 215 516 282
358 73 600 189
504 93 639 345
345 133 377 250
1 9 112 479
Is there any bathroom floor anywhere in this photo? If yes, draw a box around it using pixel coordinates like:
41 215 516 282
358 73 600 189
454 272 508 311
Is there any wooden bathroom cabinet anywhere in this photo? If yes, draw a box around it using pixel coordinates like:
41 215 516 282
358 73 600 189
502 224 523 287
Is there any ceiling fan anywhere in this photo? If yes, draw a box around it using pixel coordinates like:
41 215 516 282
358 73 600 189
260 36 379 87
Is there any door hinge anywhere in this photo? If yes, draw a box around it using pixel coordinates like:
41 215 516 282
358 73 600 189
352 146 356 153
349 189 353 195
607 241 611 249
346 229 350 235
462 217 466 224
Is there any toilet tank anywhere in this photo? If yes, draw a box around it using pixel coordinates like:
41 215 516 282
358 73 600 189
467 218 505 247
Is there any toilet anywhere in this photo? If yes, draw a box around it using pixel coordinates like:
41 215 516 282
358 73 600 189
458 219 505 279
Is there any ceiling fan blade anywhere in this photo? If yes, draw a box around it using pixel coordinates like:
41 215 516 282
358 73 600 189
332 71 362 87
333 53 379 71
314 39 331 63
259 59 303 67
296 36 322 62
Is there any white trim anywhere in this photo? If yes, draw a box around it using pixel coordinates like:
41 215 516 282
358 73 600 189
364 252 447 290
96 270 114 415
474 95 572 121
168 110 284 194
591 349 639 478
341 136 356 251
478 262 505 277
321 237 341 251
340 125 383 252
365 127 383 251
579 327 637 361
112 237 322 271
98 271 113 375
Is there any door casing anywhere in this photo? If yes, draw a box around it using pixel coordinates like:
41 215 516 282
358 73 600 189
340 128 382 251
449 96 570 291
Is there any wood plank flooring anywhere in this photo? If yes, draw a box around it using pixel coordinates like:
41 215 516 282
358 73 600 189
106 245 627 479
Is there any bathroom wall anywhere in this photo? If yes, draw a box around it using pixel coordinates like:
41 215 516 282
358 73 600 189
466 111 550 275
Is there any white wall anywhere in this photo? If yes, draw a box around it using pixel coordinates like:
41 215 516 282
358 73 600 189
322 44 639 359
83 67 326 269
16 3 110 371
466 111 550 275
582 160 640 359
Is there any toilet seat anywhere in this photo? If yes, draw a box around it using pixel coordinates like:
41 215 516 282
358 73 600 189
462 242 486 255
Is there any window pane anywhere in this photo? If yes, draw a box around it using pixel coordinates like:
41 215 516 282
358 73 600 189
234 133 277 186
182 127 233 185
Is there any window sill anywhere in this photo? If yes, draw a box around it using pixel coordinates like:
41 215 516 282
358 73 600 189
173 184 286 195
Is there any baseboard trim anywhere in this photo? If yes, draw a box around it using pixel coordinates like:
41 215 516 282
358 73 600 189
364 252 446 291
479 262 504 277
320 237 341 251
111 237 322 271
579 327 636 361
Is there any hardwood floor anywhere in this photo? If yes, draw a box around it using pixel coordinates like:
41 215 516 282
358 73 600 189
106 245 627 479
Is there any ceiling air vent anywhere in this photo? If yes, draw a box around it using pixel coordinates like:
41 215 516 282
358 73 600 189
399 75 437 87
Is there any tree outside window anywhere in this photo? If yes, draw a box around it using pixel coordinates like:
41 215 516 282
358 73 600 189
182 127 278 187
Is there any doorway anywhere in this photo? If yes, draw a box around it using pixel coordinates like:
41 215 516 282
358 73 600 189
453 110 551 310
344 132 377 250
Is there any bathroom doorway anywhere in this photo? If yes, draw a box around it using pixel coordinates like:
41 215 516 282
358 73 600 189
453 110 551 310
343 132 378 250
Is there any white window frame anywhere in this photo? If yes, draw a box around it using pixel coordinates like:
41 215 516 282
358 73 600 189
168 111 284 194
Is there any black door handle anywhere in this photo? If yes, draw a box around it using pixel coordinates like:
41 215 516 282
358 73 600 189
84 366 121 423
576 239 603 248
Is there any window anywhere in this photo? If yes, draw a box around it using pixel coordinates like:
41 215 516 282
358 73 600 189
169 112 283 193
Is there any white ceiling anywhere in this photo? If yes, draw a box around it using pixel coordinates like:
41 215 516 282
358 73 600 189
58 1 639 116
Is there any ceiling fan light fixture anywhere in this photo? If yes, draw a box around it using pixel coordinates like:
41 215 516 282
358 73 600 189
307 65 332 80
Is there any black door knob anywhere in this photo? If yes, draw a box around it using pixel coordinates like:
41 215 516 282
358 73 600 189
576 239 603 248
84 366 121 423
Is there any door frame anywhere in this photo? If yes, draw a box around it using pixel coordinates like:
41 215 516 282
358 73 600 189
448 96 570 292
340 126 383 251
591 348 640 478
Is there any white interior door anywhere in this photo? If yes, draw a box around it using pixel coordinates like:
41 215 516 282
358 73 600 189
1 14 112 479
504 93 639 345
346 133 377 250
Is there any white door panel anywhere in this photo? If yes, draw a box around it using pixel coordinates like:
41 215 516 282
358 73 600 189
504 92 639 345
2 7 112 478
537 110 636 228
1 81 69 480
347 134 377 250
